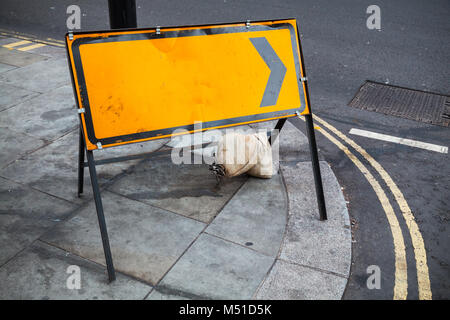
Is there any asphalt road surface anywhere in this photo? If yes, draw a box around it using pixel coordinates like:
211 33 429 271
0 0 448 299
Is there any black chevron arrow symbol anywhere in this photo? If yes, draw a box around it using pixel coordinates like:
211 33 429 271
250 37 287 107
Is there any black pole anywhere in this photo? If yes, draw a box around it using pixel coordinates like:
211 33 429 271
77 126 85 197
294 22 327 221
305 114 327 221
108 0 137 29
86 150 116 282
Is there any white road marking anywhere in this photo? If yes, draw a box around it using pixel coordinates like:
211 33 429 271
349 128 448 154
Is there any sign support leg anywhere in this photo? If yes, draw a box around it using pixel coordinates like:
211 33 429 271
78 126 85 197
304 114 328 221
269 118 287 145
86 149 116 282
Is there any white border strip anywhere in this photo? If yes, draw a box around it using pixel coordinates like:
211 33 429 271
349 128 448 154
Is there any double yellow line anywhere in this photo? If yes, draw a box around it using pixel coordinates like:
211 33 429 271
0 29 64 48
299 114 432 300
2 39 47 52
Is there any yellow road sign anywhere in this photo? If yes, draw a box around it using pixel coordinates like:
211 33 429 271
66 19 310 150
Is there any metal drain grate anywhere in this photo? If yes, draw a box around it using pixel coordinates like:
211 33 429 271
348 81 450 127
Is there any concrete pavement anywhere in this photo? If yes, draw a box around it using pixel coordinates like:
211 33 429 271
0 37 351 300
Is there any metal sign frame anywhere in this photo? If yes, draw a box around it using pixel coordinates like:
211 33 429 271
67 19 309 150
66 19 327 283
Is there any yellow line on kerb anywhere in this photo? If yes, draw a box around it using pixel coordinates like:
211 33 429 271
298 115 408 299
313 115 432 300
17 43 46 51
0 29 64 47
3 40 31 48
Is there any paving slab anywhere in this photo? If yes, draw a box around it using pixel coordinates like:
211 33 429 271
108 155 247 223
0 130 93 202
0 57 70 93
0 130 168 203
0 38 20 45
279 161 351 277
255 260 347 300
0 127 45 168
0 62 16 74
156 233 274 300
277 120 310 162
146 289 189 300
41 191 205 284
0 85 77 141
0 241 151 299
206 174 287 257
27 45 66 60
0 38 16 45
0 47 48 67
0 177 77 266
0 82 39 111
